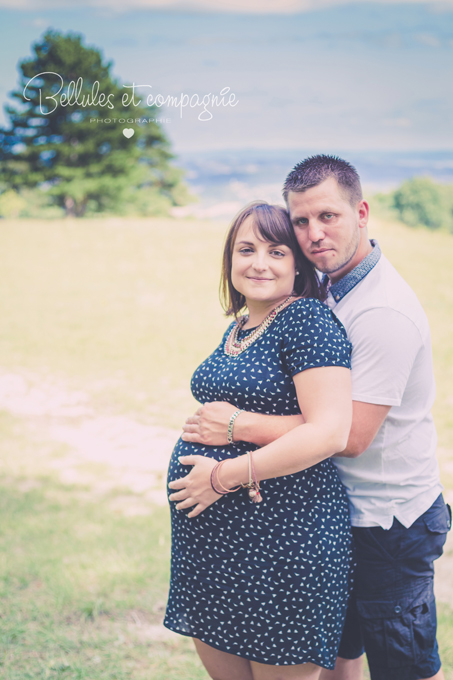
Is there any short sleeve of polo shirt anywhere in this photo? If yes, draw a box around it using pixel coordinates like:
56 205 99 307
282 299 352 377
348 307 423 406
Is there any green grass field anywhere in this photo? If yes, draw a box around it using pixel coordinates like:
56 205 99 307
0 215 452 679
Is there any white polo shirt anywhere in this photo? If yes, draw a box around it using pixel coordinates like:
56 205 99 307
325 242 443 530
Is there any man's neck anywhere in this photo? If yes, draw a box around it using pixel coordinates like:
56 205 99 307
329 232 373 284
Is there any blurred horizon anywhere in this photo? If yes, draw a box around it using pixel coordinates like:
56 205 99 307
173 147 453 217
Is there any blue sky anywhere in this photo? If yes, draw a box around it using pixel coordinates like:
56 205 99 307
0 2 452 153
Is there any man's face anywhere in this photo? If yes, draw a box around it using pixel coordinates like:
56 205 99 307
287 177 361 280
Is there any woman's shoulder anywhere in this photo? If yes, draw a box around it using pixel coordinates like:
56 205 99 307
280 297 349 341
279 297 351 370
282 296 332 322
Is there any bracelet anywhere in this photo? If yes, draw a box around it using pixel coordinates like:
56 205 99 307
210 460 241 496
227 409 244 444
240 451 262 504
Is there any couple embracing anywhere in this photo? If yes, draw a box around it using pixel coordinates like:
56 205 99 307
164 155 451 680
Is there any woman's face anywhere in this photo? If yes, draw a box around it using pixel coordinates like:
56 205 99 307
231 215 296 306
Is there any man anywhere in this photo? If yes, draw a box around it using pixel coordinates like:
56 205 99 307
181 155 451 680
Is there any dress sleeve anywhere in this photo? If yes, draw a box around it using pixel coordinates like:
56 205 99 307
281 299 352 376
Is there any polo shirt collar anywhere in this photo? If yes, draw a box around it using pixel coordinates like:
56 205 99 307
323 239 381 303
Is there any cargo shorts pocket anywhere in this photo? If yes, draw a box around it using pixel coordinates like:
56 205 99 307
424 502 451 534
356 584 436 669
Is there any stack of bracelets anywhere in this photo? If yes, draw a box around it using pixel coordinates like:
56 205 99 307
210 451 262 504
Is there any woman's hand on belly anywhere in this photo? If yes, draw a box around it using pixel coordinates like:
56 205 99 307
181 402 238 446
168 455 222 518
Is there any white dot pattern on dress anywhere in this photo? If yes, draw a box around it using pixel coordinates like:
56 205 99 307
164 298 354 668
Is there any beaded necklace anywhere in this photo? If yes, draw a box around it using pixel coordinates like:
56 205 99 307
224 295 293 357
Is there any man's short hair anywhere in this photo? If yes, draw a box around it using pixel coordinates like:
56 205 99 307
282 154 363 206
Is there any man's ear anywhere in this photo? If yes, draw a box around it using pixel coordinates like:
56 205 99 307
357 199 369 229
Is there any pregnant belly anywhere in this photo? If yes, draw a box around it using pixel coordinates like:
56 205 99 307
167 436 252 485
166 438 345 510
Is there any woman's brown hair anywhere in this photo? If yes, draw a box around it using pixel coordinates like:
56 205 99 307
220 201 325 318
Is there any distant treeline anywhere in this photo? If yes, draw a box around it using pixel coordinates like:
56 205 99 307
371 177 453 233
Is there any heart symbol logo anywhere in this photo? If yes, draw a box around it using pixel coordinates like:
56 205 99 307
123 128 134 138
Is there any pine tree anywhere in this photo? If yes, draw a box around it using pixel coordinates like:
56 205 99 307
0 30 190 216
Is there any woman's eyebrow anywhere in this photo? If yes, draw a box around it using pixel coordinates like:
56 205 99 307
236 239 287 247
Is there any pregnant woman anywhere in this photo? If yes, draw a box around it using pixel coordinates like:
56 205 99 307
164 202 354 680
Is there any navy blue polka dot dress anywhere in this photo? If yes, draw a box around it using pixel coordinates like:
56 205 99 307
164 298 354 669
